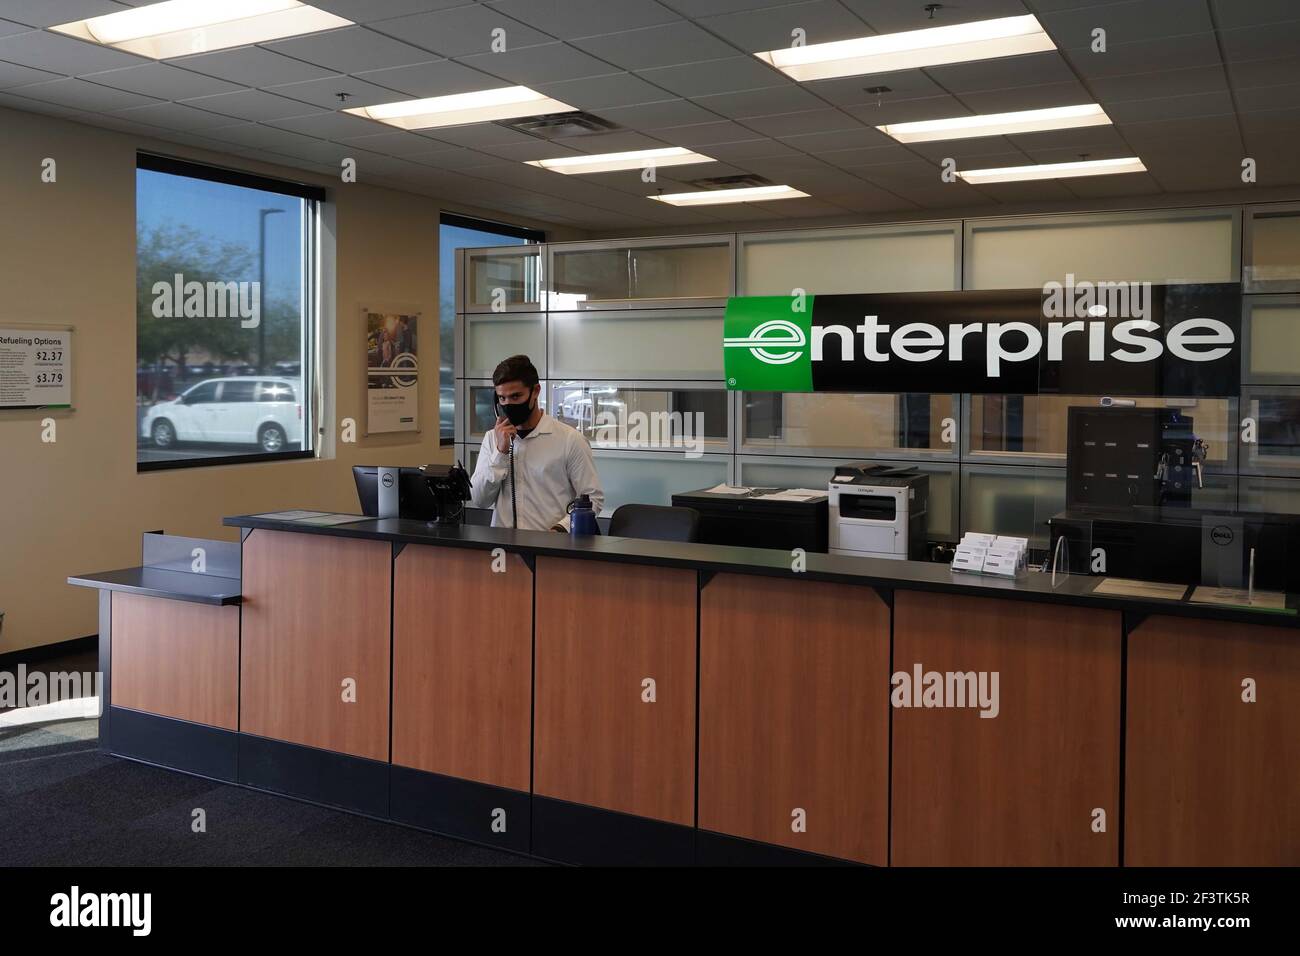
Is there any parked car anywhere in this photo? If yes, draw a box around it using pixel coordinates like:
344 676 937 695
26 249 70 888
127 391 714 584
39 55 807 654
141 376 303 452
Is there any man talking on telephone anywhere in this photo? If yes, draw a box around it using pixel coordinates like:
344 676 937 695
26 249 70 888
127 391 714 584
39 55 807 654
468 354 604 532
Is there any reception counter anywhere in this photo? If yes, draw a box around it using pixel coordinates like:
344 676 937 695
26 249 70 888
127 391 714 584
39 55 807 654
69 515 1300 866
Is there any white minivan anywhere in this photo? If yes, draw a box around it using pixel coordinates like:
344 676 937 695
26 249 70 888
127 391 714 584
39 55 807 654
142 377 303 453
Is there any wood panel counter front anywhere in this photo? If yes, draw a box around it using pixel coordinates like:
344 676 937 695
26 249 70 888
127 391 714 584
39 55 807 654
891 590 1121 866
533 556 697 826
239 529 392 762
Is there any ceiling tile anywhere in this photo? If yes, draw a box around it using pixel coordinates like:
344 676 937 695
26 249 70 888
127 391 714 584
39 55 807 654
696 0 875 53
0 19 32 38
1089 64 1228 101
266 110 390 139
1061 32 1221 77
168 47 338 87
957 80 1093 113
419 122 549 148
697 137 802 159
819 143 914 166
571 21 736 70
840 0 1031 33
1105 89 1235 123
200 122 327 152
484 0 680 40
1220 20 1300 62
535 72 677 110
0 59 60 89
647 119 760 146
809 70 949 108
1228 54 1300 90
264 26 433 74
308 0 472 23
636 56 787 97
0 89 86 117
777 125 893 152
0 29 148 74
369 5 552 57
180 89 328 121
112 101 253 131
561 130 671 152
458 41 622 85
841 95 968 126
12 76 159 111
1209 0 1300 30
596 98 721 129
1235 82 1300 113
1039 0 1213 49
691 83 825 118
925 52 1076 93
265 74 411 109
81 63 245 100
353 58 502 97
0 0 124 28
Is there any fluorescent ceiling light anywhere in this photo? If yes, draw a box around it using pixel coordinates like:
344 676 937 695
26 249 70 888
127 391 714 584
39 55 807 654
957 156 1147 184
525 147 715 175
755 14 1055 81
51 0 352 58
879 104 1111 144
649 185 810 207
344 86 577 131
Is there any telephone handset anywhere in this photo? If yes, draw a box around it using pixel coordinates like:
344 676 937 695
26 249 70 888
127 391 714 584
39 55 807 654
493 398 519 530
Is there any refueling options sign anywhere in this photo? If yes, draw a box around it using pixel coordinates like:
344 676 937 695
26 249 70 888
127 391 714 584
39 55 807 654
0 327 73 409
723 283 1241 397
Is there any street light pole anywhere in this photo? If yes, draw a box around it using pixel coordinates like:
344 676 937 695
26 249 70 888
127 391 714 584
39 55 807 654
257 207 285 374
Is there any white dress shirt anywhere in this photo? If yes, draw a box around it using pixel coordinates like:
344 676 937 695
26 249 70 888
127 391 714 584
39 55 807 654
469 411 605 531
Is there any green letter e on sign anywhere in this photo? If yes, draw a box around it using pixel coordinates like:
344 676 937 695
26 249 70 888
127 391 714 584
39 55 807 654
723 296 814 392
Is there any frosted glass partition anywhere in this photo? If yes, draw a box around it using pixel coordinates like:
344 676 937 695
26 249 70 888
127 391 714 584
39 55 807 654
549 309 724 379
593 451 729 513
464 246 541 311
1241 386 1300 476
549 238 731 307
1244 297 1300 384
961 465 1066 549
549 380 728 450
738 223 959 295
1245 205 1300 291
1239 475 1300 514
742 392 958 458
739 456 958 541
965 210 1239 289
465 314 545 379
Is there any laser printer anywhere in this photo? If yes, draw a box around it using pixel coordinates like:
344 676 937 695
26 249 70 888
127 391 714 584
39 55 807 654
828 464 928 561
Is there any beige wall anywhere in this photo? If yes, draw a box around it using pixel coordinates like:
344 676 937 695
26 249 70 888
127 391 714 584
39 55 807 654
0 106 574 654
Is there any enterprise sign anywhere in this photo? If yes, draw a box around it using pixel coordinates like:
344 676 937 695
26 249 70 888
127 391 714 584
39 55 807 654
723 284 1241 396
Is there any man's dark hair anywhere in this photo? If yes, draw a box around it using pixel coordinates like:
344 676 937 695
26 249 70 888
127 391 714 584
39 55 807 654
492 354 539 389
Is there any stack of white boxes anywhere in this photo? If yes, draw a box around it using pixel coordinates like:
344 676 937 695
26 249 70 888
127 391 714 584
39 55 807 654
950 532 1029 577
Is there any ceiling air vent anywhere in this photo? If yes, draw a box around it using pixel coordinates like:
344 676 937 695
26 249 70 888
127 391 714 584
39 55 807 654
499 111 620 139
682 173 773 190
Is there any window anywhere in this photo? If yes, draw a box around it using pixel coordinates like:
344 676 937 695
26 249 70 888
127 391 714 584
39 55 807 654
136 154 321 470
439 213 543 444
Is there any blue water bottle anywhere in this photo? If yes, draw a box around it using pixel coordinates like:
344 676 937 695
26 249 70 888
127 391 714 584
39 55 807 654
567 494 599 537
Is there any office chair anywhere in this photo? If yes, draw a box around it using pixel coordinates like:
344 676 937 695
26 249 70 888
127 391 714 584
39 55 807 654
608 503 701 543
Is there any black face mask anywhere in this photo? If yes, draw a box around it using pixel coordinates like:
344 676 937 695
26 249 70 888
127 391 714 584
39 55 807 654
498 397 534 427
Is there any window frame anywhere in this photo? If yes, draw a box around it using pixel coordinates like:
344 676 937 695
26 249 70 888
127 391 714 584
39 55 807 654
136 153 323 472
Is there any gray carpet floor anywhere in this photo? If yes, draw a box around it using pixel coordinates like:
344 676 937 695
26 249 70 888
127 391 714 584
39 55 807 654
0 717 542 866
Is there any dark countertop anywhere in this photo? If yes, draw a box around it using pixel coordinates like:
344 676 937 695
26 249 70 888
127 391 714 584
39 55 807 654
224 513 1300 630
68 567 242 606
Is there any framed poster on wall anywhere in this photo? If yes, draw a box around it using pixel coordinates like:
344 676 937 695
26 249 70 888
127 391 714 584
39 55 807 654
363 305 420 434
0 325 73 410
